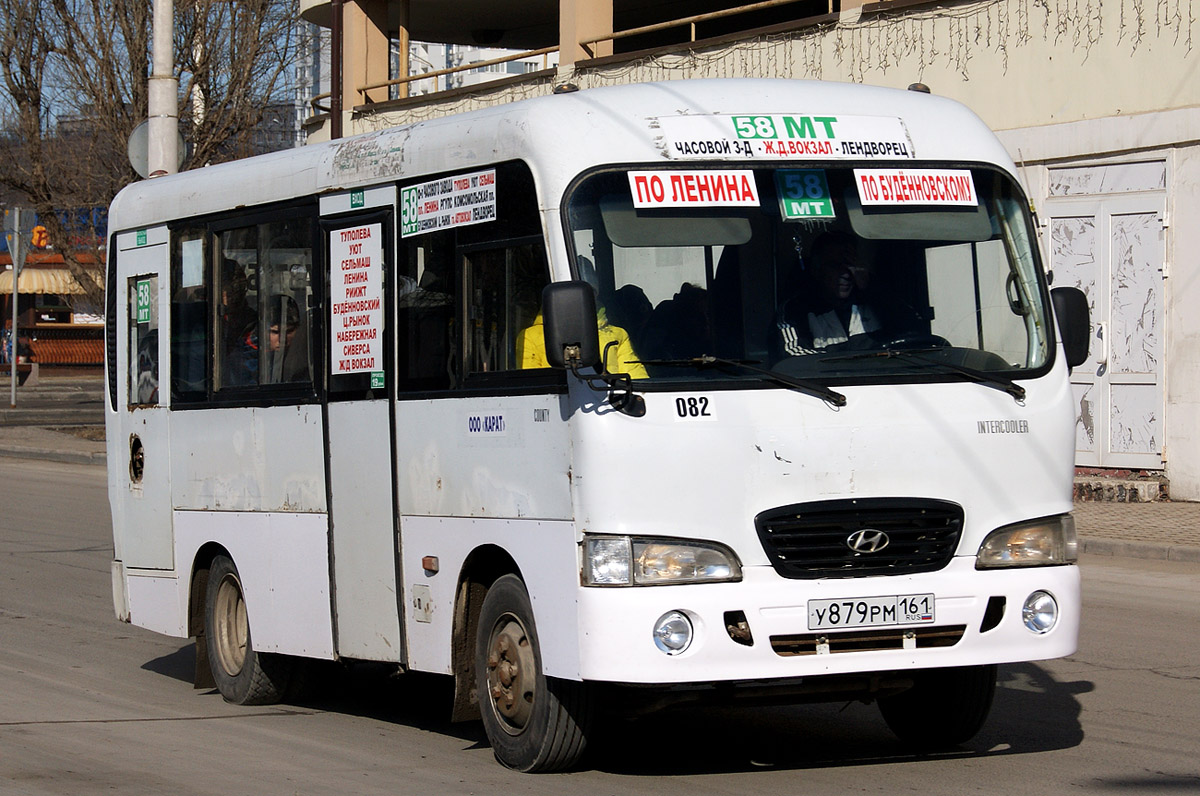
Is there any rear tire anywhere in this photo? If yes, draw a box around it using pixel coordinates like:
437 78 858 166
879 664 997 749
204 554 292 705
475 574 594 772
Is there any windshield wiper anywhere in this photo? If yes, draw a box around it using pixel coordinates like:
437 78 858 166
633 355 847 407
820 348 1026 401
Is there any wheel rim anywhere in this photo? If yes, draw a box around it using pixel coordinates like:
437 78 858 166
484 613 537 735
213 572 248 677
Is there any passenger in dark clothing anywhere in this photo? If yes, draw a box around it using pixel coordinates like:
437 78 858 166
776 231 880 355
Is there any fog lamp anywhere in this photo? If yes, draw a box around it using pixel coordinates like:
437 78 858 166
1022 590 1058 634
652 610 694 655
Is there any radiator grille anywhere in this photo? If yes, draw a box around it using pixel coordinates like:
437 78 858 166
755 498 963 579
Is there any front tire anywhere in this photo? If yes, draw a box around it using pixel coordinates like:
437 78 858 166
204 554 292 705
878 664 997 749
475 574 593 772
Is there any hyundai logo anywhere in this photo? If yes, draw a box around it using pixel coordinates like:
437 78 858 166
847 529 890 553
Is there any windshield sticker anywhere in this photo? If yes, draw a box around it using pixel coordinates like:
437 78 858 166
628 170 759 208
775 170 835 219
854 168 977 206
653 114 914 161
401 168 496 237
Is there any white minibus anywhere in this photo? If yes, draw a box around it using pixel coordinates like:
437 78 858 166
106 78 1089 771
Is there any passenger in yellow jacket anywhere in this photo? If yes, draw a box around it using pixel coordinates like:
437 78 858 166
517 309 649 379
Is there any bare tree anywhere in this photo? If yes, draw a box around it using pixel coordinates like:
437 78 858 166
0 0 303 307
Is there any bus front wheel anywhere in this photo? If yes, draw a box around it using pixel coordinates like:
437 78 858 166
475 574 594 772
878 664 997 749
204 554 292 705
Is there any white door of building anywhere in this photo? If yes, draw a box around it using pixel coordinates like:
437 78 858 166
1045 176 1166 470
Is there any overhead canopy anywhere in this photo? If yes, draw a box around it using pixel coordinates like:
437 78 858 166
299 0 784 49
0 267 95 295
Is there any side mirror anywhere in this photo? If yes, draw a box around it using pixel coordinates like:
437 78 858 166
542 281 601 370
1051 286 1090 369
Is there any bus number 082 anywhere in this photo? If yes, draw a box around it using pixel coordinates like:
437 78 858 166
675 397 711 418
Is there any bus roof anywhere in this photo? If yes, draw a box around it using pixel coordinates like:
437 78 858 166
108 78 1015 232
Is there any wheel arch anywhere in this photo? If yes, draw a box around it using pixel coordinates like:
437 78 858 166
448 544 523 722
187 541 231 689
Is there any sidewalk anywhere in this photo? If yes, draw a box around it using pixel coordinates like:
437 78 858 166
2 374 1199 563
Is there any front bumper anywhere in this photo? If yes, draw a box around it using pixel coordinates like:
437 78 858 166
574 558 1080 684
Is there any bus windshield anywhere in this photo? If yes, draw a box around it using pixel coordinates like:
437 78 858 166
565 165 1052 387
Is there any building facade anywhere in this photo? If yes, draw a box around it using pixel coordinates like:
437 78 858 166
299 0 1199 497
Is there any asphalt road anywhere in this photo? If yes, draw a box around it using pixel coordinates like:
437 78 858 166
2 458 1199 795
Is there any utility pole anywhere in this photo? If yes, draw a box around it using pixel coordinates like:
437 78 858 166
5 207 26 407
148 0 179 177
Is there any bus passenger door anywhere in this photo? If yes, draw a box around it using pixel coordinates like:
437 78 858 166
112 227 174 570
320 189 402 662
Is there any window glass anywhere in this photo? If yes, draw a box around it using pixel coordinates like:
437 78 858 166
466 243 548 374
217 226 258 387
170 230 208 403
128 275 159 405
398 230 456 389
260 219 313 384
397 160 555 393
218 219 314 389
565 166 1052 387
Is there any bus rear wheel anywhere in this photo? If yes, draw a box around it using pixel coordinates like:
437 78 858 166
475 574 594 772
878 664 997 749
204 554 292 705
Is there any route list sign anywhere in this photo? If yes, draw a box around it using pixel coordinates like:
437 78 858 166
401 168 497 237
330 223 383 375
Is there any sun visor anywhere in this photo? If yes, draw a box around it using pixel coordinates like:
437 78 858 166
599 195 752 248
845 169 995 242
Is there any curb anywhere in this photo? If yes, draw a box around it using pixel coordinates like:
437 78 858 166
0 446 107 466
1080 537 1200 564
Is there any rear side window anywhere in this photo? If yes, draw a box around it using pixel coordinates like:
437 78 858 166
170 230 209 403
169 204 318 405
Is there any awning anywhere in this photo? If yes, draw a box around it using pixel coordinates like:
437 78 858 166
0 267 96 295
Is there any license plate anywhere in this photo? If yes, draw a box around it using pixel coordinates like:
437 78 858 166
807 594 936 630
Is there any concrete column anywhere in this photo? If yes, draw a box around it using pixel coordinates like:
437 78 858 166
560 0 613 65
839 0 865 22
395 0 410 99
343 0 390 108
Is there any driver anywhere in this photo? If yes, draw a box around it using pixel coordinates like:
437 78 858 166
776 231 880 355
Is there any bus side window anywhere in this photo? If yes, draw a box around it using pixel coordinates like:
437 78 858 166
128 275 159 405
465 242 549 374
217 227 259 388
398 231 457 390
170 230 209 403
396 159 551 391
259 219 314 385
218 219 315 389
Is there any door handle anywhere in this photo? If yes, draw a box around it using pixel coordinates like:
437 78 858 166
1094 321 1108 376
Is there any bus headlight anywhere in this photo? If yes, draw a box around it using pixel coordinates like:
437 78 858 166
582 536 742 586
976 515 1078 569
